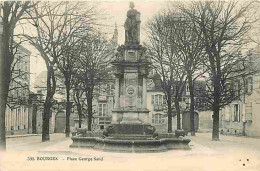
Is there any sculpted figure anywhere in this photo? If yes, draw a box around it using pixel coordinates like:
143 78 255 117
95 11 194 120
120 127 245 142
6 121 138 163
124 2 140 45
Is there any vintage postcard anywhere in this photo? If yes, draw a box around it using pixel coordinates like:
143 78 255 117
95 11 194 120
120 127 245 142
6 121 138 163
0 0 260 170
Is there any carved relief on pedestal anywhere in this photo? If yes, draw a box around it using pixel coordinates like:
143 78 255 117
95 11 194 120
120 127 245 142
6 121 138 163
126 85 136 97
124 73 138 108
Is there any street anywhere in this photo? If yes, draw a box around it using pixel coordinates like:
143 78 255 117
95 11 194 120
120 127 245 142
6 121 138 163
0 133 260 171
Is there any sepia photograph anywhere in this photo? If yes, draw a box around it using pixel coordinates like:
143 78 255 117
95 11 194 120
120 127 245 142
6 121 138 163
0 0 260 170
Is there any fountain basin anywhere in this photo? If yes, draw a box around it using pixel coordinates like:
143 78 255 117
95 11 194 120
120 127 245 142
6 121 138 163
70 134 191 153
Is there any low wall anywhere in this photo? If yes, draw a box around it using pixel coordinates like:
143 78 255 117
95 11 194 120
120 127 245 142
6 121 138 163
6 129 28 135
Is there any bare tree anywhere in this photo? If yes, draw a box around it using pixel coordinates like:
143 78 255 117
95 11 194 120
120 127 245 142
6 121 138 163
178 0 257 140
57 41 78 137
76 32 111 131
167 9 205 136
0 1 35 151
24 1 96 141
145 11 188 133
57 30 93 136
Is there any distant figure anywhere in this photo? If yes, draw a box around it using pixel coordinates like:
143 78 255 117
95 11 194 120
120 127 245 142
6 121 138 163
124 2 140 45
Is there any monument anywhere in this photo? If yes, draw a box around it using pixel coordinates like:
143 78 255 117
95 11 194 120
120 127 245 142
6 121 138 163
106 1 153 136
70 2 191 152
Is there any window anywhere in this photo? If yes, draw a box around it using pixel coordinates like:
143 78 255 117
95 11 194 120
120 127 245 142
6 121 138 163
152 94 165 111
152 113 165 124
151 94 164 105
224 106 231 121
232 104 240 122
245 102 252 123
186 85 190 92
235 80 241 97
98 103 109 126
186 85 190 95
245 77 253 94
98 103 106 117
107 83 115 95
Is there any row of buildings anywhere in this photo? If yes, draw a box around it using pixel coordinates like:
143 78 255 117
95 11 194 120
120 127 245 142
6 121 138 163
5 44 32 135
5 26 260 137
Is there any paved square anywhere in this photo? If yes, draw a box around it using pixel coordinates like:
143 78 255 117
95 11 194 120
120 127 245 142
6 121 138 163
1 133 260 171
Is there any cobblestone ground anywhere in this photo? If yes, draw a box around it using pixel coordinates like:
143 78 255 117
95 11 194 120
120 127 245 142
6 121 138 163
1 133 260 171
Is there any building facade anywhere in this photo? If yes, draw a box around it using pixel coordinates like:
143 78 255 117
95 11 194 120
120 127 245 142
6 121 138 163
146 74 207 133
219 45 260 137
5 45 31 135
73 25 118 131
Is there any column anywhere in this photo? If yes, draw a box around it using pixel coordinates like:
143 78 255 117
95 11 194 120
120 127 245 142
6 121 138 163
142 76 147 108
22 106 24 129
115 77 120 108
5 108 7 130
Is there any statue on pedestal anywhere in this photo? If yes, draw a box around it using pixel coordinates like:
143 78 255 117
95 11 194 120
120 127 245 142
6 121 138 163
124 2 140 45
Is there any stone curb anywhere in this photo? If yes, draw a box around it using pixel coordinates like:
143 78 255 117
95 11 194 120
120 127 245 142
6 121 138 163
6 134 41 138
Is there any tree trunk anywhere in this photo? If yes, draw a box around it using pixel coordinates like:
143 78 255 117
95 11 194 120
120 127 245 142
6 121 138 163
0 86 8 151
175 99 181 130
42 68 53 142
188 73 195 136
32 103 37 134
87 97 92 131
65 81 71 137
167 99 172 133
0 22 12 151
212 105 220 141
77 103 82 128
42 97 51 141
65 101 70 137
212 73 221 141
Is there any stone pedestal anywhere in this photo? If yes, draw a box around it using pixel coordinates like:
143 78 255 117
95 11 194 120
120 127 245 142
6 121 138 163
109 44 152 135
